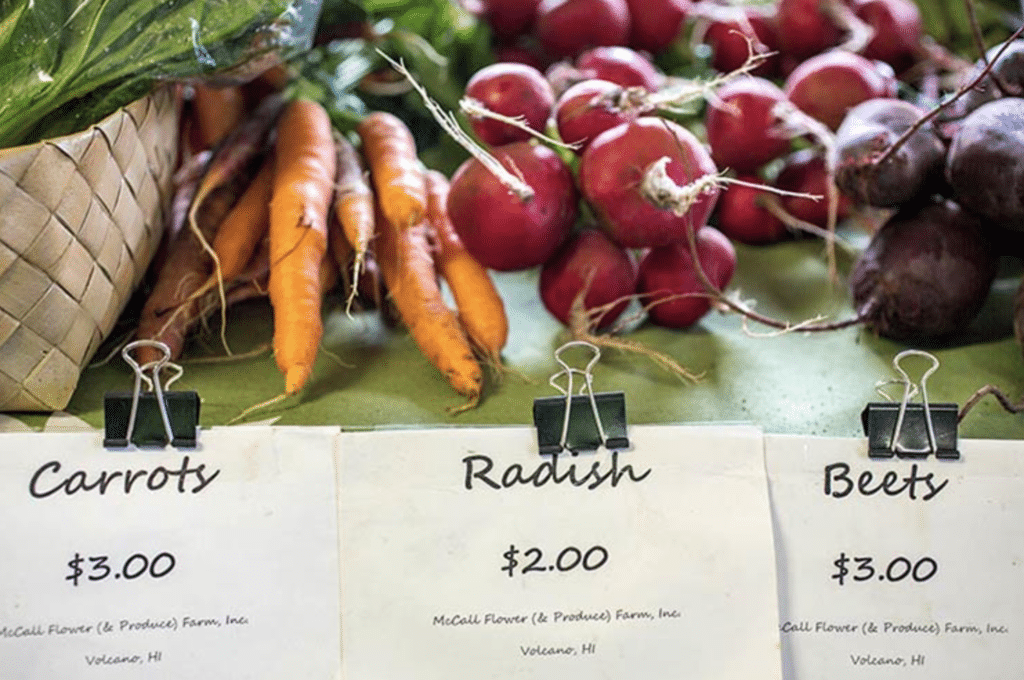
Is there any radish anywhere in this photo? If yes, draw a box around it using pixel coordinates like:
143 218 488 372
705 77 791 173
713 177 789 245
446 141 578 271
835 98 945 207
946 97 1024 230
624 0 689 53
851 199 998 341
494 44 548 71
575 46 665 90
776 0 842 60
481 0 543 41
535 0 632 59
539 228 638 328
776 149 852 227
784 50 898 131
554 79 642 151
852 0 923 72
579 117 720 248
699 4 781 77
636 226 736 329
463 62 556 147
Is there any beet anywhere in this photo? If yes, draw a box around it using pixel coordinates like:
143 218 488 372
945 97 1024 230
851 199 998 341
835 98 946 207
539 228 638 328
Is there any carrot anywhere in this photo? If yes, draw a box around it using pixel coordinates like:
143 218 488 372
210 152 274 284
332 132 375 310
191 84 247 149
356 111 426 230
424 170 509 368
185 94 284 353
374 203 483 412
268 98 337 395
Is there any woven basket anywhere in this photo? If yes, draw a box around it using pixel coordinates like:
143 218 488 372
0 87 180 411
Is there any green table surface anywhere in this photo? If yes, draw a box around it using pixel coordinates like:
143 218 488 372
41 239 1024 440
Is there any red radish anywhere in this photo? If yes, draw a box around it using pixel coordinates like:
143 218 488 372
446 142 578 271
853 0 923 71
555 79 640 150
539 228 639 328
575 46 665 90
494 44 548 71
776 149 853 227
579 117 720 248
713 177 789 245
705 77 791 173
624 0 689 53
481 0 543 41
784 50 898 130
776 0 842 60
464 62 556 146
637 226 736 328
700 5 781 77
535 0 632 59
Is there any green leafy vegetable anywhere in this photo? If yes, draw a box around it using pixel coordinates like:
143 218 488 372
0 0 323 147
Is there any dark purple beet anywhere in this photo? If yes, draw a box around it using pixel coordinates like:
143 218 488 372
945 97 1024 230
835 98 946 207
851 199 998 341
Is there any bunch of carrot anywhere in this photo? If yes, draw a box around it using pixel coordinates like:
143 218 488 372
134 84 508 414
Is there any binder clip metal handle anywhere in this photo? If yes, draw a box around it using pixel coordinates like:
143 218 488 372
532 341 629 455
104 340 200 449
861 349 959 460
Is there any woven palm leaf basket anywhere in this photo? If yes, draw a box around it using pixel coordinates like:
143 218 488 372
0 87 180 411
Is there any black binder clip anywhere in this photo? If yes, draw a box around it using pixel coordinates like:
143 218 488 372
532 341 629 455
104 340 200 449
861 349 959 460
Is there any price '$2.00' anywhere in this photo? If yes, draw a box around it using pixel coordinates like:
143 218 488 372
500 544 609 578
66 551 176 587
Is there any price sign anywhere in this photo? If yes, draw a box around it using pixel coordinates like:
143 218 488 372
0 427 341 679
337 424 781 680
766 435 1024 679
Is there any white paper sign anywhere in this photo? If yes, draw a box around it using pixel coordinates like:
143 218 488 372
766 435 1024 679
0 427 342 680
337 424 780 679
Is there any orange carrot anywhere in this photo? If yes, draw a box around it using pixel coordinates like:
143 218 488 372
210 152 274 283
356 111 426 230
333 132 375 309
191 84 247 149
268 98 337 395
374 203 483 412
425 169 508 367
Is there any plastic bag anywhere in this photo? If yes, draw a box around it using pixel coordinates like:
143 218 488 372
0 0 323 147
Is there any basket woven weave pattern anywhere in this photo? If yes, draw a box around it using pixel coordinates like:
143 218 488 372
0 88 179 411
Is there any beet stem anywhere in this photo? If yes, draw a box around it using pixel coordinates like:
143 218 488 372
875 23 1024 169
